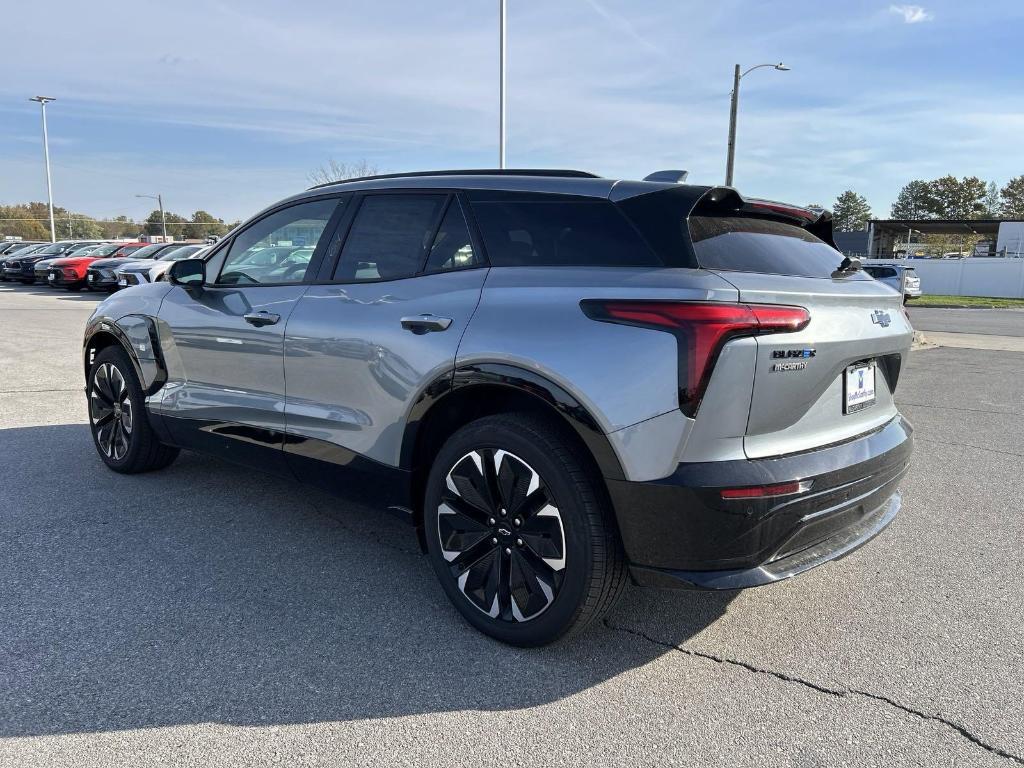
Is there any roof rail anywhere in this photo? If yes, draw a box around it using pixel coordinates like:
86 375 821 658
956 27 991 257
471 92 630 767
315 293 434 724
308 168 601 190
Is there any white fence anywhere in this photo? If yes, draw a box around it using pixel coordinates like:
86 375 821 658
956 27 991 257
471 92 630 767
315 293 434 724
878 258 1024 299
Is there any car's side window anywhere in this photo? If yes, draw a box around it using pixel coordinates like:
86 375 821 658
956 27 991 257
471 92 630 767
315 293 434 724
333 194 447 282
424 199 481 273
217 198 341 286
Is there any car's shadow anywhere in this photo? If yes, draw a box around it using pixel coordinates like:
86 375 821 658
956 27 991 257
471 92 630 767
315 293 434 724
0 423 735 737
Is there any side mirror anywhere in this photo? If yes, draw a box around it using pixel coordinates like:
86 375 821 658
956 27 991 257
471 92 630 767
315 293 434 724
168 259 205 290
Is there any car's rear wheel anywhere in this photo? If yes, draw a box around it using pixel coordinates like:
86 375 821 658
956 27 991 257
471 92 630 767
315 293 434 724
424 413 626 646
88 346 179 473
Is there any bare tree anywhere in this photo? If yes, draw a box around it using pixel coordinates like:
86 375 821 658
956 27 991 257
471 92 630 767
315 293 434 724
307 159 381 186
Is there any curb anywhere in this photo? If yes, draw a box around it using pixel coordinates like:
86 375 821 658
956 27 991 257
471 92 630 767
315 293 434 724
911 330 938 351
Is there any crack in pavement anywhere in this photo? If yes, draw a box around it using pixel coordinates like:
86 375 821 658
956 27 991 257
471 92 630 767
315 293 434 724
915 436 1024 459
604 619 1024 765
898 401 1023 417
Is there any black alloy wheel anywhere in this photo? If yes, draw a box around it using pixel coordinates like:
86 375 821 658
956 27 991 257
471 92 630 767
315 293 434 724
438 448 567 622
87 346 179 473
424 414 626 646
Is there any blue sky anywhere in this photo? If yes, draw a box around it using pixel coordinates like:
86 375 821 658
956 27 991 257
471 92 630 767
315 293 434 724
2 0 1023 222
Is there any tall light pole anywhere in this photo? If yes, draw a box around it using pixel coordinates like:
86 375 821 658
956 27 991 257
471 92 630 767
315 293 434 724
725 62 789 187
29 96 57 242
135 193 167 241
498 0 507 169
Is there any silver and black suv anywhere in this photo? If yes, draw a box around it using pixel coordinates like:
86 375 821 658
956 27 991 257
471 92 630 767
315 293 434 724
83 169 914 645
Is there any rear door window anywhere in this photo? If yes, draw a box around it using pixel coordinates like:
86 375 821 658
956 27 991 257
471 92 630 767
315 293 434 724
689 216 858 279
468 191 659 267
334 194 447 282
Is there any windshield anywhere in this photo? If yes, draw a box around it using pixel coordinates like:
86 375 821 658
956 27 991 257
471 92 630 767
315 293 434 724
159 246 203 261
35 243 71 256
66 244 101 255
129 244 175 259
112 245 145 257
89 243 124 257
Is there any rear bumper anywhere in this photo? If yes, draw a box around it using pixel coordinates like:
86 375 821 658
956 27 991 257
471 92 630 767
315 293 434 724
608 416 913 589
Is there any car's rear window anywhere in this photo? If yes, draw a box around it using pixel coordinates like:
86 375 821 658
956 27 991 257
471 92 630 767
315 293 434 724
468 191 660 268
689 216 858 279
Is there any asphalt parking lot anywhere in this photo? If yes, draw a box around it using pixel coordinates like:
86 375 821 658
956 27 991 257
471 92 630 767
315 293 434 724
1 284 1022 768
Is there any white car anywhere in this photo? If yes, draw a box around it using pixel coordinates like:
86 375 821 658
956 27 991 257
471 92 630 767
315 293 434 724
863 263 922 303
115 245 209 288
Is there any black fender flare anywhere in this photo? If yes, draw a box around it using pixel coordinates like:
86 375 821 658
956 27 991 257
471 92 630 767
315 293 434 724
83 315 166 396
401 362 625 482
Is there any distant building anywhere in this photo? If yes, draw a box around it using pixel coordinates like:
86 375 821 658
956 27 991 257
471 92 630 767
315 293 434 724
865 219 1024 259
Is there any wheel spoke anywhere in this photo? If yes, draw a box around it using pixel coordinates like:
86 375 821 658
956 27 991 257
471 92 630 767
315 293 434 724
446 451 496 516
440 492 492 527
97 421 114 457
508 548 557 620
480 448 504 512
495 450 537 517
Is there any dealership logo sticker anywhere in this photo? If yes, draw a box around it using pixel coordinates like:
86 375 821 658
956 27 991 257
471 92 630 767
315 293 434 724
772 361 808 372
871 310 892 327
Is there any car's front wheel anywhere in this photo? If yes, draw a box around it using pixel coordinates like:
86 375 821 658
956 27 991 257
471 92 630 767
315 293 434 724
424 413 626 646
88 346 179 473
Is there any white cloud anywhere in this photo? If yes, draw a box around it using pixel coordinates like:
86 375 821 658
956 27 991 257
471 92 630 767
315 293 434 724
889 4 934 23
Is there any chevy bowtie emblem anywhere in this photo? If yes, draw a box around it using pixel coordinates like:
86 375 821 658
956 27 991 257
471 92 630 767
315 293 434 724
871 310 891 328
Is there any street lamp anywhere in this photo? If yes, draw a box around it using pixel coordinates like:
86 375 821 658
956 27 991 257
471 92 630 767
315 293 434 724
135 193 167 241
498 0 507 169
29 96 57 243
724 62 790 187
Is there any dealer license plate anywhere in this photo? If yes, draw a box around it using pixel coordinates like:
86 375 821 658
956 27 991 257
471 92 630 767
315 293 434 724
844 362 876 414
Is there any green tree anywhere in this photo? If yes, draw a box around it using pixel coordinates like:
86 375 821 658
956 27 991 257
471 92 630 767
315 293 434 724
925 175 988 219
890 180 932 219
0 203 50 240
831 190 872 231
983 181 1001 218
183 210 229 239
144 209 189 237
999 176 1024 218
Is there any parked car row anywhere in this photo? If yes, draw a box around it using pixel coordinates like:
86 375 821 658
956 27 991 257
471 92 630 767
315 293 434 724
0 239 210 292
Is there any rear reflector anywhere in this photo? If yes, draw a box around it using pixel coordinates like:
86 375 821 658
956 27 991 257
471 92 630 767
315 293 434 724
581 301 809 416
720 480 812 500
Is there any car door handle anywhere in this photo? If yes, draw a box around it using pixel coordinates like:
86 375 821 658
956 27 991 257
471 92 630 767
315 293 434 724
243 311 281 327
400 314 453 334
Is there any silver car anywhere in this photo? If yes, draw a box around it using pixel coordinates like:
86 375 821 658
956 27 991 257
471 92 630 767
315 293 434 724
83 170 914 645
863 263 922 302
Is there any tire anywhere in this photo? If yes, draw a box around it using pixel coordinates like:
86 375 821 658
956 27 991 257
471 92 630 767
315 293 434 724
424 413 627 646
87 346 179 473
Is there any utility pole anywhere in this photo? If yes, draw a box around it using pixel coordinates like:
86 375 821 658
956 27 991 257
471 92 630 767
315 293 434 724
135 193 167 241
29 96 57 242
724 63 789 187
499 0 507 169
725 65 740 187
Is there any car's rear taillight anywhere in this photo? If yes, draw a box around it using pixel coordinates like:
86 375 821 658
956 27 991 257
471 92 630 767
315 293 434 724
581 301 809 417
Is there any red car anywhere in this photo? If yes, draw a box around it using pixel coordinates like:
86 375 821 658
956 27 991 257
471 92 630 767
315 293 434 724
46 242 148 291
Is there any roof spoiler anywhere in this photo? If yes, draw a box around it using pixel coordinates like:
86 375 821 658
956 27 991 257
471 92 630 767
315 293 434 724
691 187 837 248
643 169 689 183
